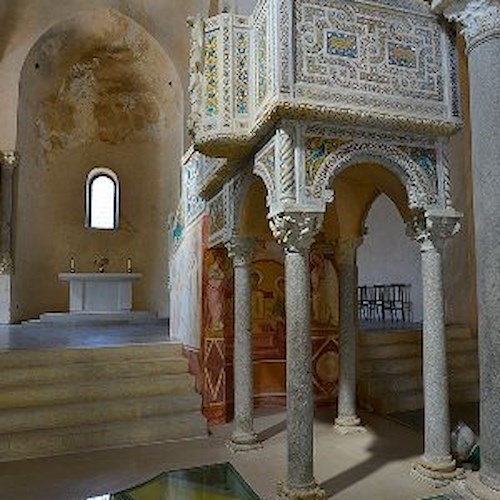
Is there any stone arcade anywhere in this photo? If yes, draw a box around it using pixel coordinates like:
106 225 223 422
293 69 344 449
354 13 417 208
0 0 498 499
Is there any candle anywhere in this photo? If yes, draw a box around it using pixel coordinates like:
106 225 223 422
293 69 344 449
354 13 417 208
70 256 75 273
127 258 132 273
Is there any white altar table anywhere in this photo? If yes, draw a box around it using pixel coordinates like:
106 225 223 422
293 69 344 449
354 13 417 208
59 273 142 313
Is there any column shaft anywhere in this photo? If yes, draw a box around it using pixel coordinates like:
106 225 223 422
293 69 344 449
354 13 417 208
227 238 258 451
285 248 315 489
468 33 500 493
420 240 453 465
232 258 256 445
335 261 361 428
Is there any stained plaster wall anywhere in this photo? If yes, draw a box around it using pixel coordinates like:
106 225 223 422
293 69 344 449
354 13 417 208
358 194 424 323
0 0 210 151
12 11 183 321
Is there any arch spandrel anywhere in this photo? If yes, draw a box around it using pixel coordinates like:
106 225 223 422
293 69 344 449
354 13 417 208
306 139 439 212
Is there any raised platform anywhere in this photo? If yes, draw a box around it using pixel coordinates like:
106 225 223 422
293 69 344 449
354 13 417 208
31 311 157 326
0 323 205 462
0 321 169 350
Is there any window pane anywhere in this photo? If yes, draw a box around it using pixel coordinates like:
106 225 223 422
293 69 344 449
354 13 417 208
90 176 116 229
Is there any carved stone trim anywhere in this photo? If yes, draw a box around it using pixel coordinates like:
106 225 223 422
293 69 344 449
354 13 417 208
311 141 437 210
269 212 323 252
278 124 296 201
225 237 255 267
409 208 462 249
433 0 500 52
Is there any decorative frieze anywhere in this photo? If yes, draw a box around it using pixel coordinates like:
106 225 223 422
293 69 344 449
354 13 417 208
190 0 461 160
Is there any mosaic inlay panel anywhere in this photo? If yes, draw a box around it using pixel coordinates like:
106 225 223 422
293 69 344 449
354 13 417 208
399 145 437 180
255 8 268 107
326 31 358 59
388 41 417 69
235 30 250 115
208 190 226 238
183 154 206 226
295 0 447 118
204 29 219 117
305 136 348 185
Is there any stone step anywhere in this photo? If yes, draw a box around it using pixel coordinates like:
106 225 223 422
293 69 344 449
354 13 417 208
36 311 158 325
359 366 479 396
359 325 474 347
359 337 477 360
0 393 201 434
0 373 194 409
371 389 424 414
0 412 207 462
360 351 478 375
0 357 188 387
0 342 182 368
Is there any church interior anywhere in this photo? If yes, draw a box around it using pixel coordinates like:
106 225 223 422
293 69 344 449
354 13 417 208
0 0 498 498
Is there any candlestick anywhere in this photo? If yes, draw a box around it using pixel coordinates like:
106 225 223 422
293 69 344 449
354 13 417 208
127 258 132 273
70 256 75 273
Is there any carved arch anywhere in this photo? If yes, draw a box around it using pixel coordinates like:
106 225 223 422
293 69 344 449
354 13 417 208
311 142 437 211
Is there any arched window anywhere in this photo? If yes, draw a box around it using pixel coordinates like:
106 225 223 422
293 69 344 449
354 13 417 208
86 168 119 230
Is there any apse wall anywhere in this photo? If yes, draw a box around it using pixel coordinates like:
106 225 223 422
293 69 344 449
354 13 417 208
12 10 183 321
358 194 423 323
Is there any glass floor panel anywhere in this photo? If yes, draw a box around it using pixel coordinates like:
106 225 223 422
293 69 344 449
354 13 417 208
109 463 260 500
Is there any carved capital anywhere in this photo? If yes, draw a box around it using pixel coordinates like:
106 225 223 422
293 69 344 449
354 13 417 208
409 208 462 251
225 236 255 267
433 0 500 52
0 151 19 170
335 237 363 267
269 212 323 253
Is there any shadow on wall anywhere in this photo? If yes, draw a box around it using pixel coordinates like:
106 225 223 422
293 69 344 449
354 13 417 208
0 0 21 61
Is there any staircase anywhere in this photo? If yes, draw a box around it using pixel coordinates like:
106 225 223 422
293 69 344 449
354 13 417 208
358 325 479 414
0 342 206 462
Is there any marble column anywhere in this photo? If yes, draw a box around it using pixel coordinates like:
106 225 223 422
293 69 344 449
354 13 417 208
270 213 326 500
334 237 365 434
0 151 18 324
411 210 461 485
226 236 260 451
432 1 500 496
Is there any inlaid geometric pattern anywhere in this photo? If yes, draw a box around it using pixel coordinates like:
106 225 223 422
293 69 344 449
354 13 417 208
295 0 449 119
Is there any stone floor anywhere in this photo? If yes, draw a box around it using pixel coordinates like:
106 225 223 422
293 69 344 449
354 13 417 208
0 407 474 500
0 322 169 350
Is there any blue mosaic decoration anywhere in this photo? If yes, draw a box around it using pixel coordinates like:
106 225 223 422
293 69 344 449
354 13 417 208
326 31 358 59
172 221 184 243
388 41 417 69
400 146 437 181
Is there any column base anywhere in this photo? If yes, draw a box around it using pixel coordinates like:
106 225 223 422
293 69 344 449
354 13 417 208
277 480 327 499
411 456 463 487
333 415 366 434
226 431 262 453
452 472 500 500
